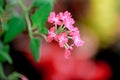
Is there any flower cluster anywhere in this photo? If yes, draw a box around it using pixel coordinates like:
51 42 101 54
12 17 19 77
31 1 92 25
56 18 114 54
47 11 84 59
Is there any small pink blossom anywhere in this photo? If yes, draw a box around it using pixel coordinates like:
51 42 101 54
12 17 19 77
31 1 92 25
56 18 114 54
65 49 71 59
73 36 84 47
58 11 75 30
64 44 74 59
58 11 71 21
48 12 61 25
68 44 74 50
58 33 68 47
47 27 56 42
71 27 79 33
64 17 75 30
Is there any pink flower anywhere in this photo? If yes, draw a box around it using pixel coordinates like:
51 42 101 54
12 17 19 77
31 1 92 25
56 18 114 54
69 27 80 37
58 11 75 30
64 44 74 59
64 17 75 29
48 12 61 25
47 27 56 42
58 32 68 47
47 11 84 59
58 11 71 21
69 44 74 50
73 36 84 47
69 27 84 47
71 27 79 33
65 49 71 59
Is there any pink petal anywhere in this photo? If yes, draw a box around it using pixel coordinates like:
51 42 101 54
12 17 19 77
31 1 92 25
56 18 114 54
47 35 53 42
58 33 68 47
65 49 71 59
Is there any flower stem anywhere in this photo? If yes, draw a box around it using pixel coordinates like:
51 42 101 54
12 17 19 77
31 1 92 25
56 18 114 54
33 31 47 40
61 26 65 31
64 43 69 49
0 63 6 79
55 23 57 29
17 0 26 11
25 13 33 39
18 0 33 39
68 36 72 39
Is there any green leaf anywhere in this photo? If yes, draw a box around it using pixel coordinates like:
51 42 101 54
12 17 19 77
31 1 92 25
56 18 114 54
33 0 55 7
0 52 6 62
8 72 21 80
0 0 4 14
0 45 12 64
33 0 43 7
4 17 26 43
0 63 6 79
2 23 8 32
39 27 48 34
31 1 53 33
0 41 12 63
30 37 40 61
0 7 3 14
0 0 3 8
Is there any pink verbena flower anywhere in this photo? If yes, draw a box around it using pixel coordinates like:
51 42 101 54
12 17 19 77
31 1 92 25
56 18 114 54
58 11 71 21
73 36 84 47
69 27 84 47
70 27 80 33
48 12 62 25
65 49 71 59
47 27 56 42
47 11 84 59
58 11 75 30
58 32 68 47
64 44 74 59
64 18 74 30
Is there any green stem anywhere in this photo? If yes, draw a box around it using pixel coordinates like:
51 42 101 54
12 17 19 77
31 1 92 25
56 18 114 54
61 26 65 31
33 31 47 40
0 14 5 32
68 36 72 39
64 44 68 49
39 33 47 40
55 23 57 30
0 16 3 31
18 0 33 39
17 0 26 11
0 63 6 79
25 13 33 39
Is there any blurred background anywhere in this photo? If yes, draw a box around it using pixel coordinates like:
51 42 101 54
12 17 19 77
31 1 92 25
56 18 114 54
9 0 120 80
